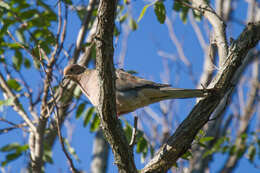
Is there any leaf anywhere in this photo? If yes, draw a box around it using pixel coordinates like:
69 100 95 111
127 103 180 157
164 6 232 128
90 114 100 132
173 1 182 11
12 50 23 71
119 13 128 23
2 152 23 166
154 2 166 24
0 143 28 167
136 136 148 153
180 7 189 23
0 143 20 152
192 9 202 22
0 1 10 10
76 103 86 119
0 97 14 106
24 58 31 68
126 70 138 75
83 107 95 127
229 145 236 155
137 3 152 23
124 121 133 142
20 9 38 19
43 146 53 164
7 79 22 91
16 145 29 153
129 18 138 31
199 136 214 144
149 145 154 158
15 30 25 43
248 145 256 163
181 150 192 160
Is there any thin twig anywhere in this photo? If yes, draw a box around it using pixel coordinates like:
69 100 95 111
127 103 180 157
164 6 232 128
129 116 138 148
39 49 79 173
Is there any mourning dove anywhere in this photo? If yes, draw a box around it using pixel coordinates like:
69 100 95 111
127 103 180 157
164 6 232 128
63 64 212 115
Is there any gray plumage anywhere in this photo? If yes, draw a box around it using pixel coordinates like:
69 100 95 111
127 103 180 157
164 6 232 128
64 64 211 115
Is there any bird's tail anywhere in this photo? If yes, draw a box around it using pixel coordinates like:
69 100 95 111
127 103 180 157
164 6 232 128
161 87 210 98
143 87 212 103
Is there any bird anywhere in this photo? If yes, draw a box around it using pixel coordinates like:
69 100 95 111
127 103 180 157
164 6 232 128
63 64 212 115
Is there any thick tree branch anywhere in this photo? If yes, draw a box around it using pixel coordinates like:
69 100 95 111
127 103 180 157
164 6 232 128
94 0 137 173
0 73 37 133
72 0 98 62
141 22 260 173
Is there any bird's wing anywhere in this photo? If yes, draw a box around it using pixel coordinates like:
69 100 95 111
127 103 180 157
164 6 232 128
115 69 170 91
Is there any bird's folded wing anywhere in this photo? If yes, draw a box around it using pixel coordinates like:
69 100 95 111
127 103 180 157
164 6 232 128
115 69 170 91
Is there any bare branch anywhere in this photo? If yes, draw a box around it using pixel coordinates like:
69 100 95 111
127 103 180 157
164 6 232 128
0 72 36 133
72 0 98 62
191 0 228 66
129 116 138 148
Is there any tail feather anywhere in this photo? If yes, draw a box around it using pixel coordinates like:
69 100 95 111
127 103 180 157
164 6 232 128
159 87 208 99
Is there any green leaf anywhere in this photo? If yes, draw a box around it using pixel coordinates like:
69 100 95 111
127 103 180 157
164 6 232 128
0 143 20 152
0 143 28 167
0 97 14 106
199 136 214 144
149 145 154 158
0 1 10 10
180 7 189 23
198 142 207 148
12 50 23 71
124 121 133 142
16 145 29 153
83 107 95 127
173 1 182 11
7 79 22 91
119 13 128 23
76 103 86 119
24 58 31 68
137 3 152 22
20 9 38 19
248 145 256 163
43 146 53 164
136 137 148 153
181 150 192 160
15 30 25 43
129 18 138 31
126 70 138 75
229 145 236 155
2 152 22 166
154 2 166 24
90 114 100 132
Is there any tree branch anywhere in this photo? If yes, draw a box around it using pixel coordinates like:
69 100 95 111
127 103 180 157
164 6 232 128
191 0 228 66
94 0 137 172
141 21 260 173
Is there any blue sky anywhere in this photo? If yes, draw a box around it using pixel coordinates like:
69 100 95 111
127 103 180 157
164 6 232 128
0 0 259 173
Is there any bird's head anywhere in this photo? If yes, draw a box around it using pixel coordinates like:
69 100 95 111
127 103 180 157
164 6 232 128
63 64 86 82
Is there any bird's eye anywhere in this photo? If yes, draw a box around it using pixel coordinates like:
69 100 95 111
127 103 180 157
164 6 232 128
70 68 74 72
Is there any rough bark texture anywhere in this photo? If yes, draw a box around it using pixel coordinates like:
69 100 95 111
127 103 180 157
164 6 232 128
94 1 137 173
141 22 260 173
